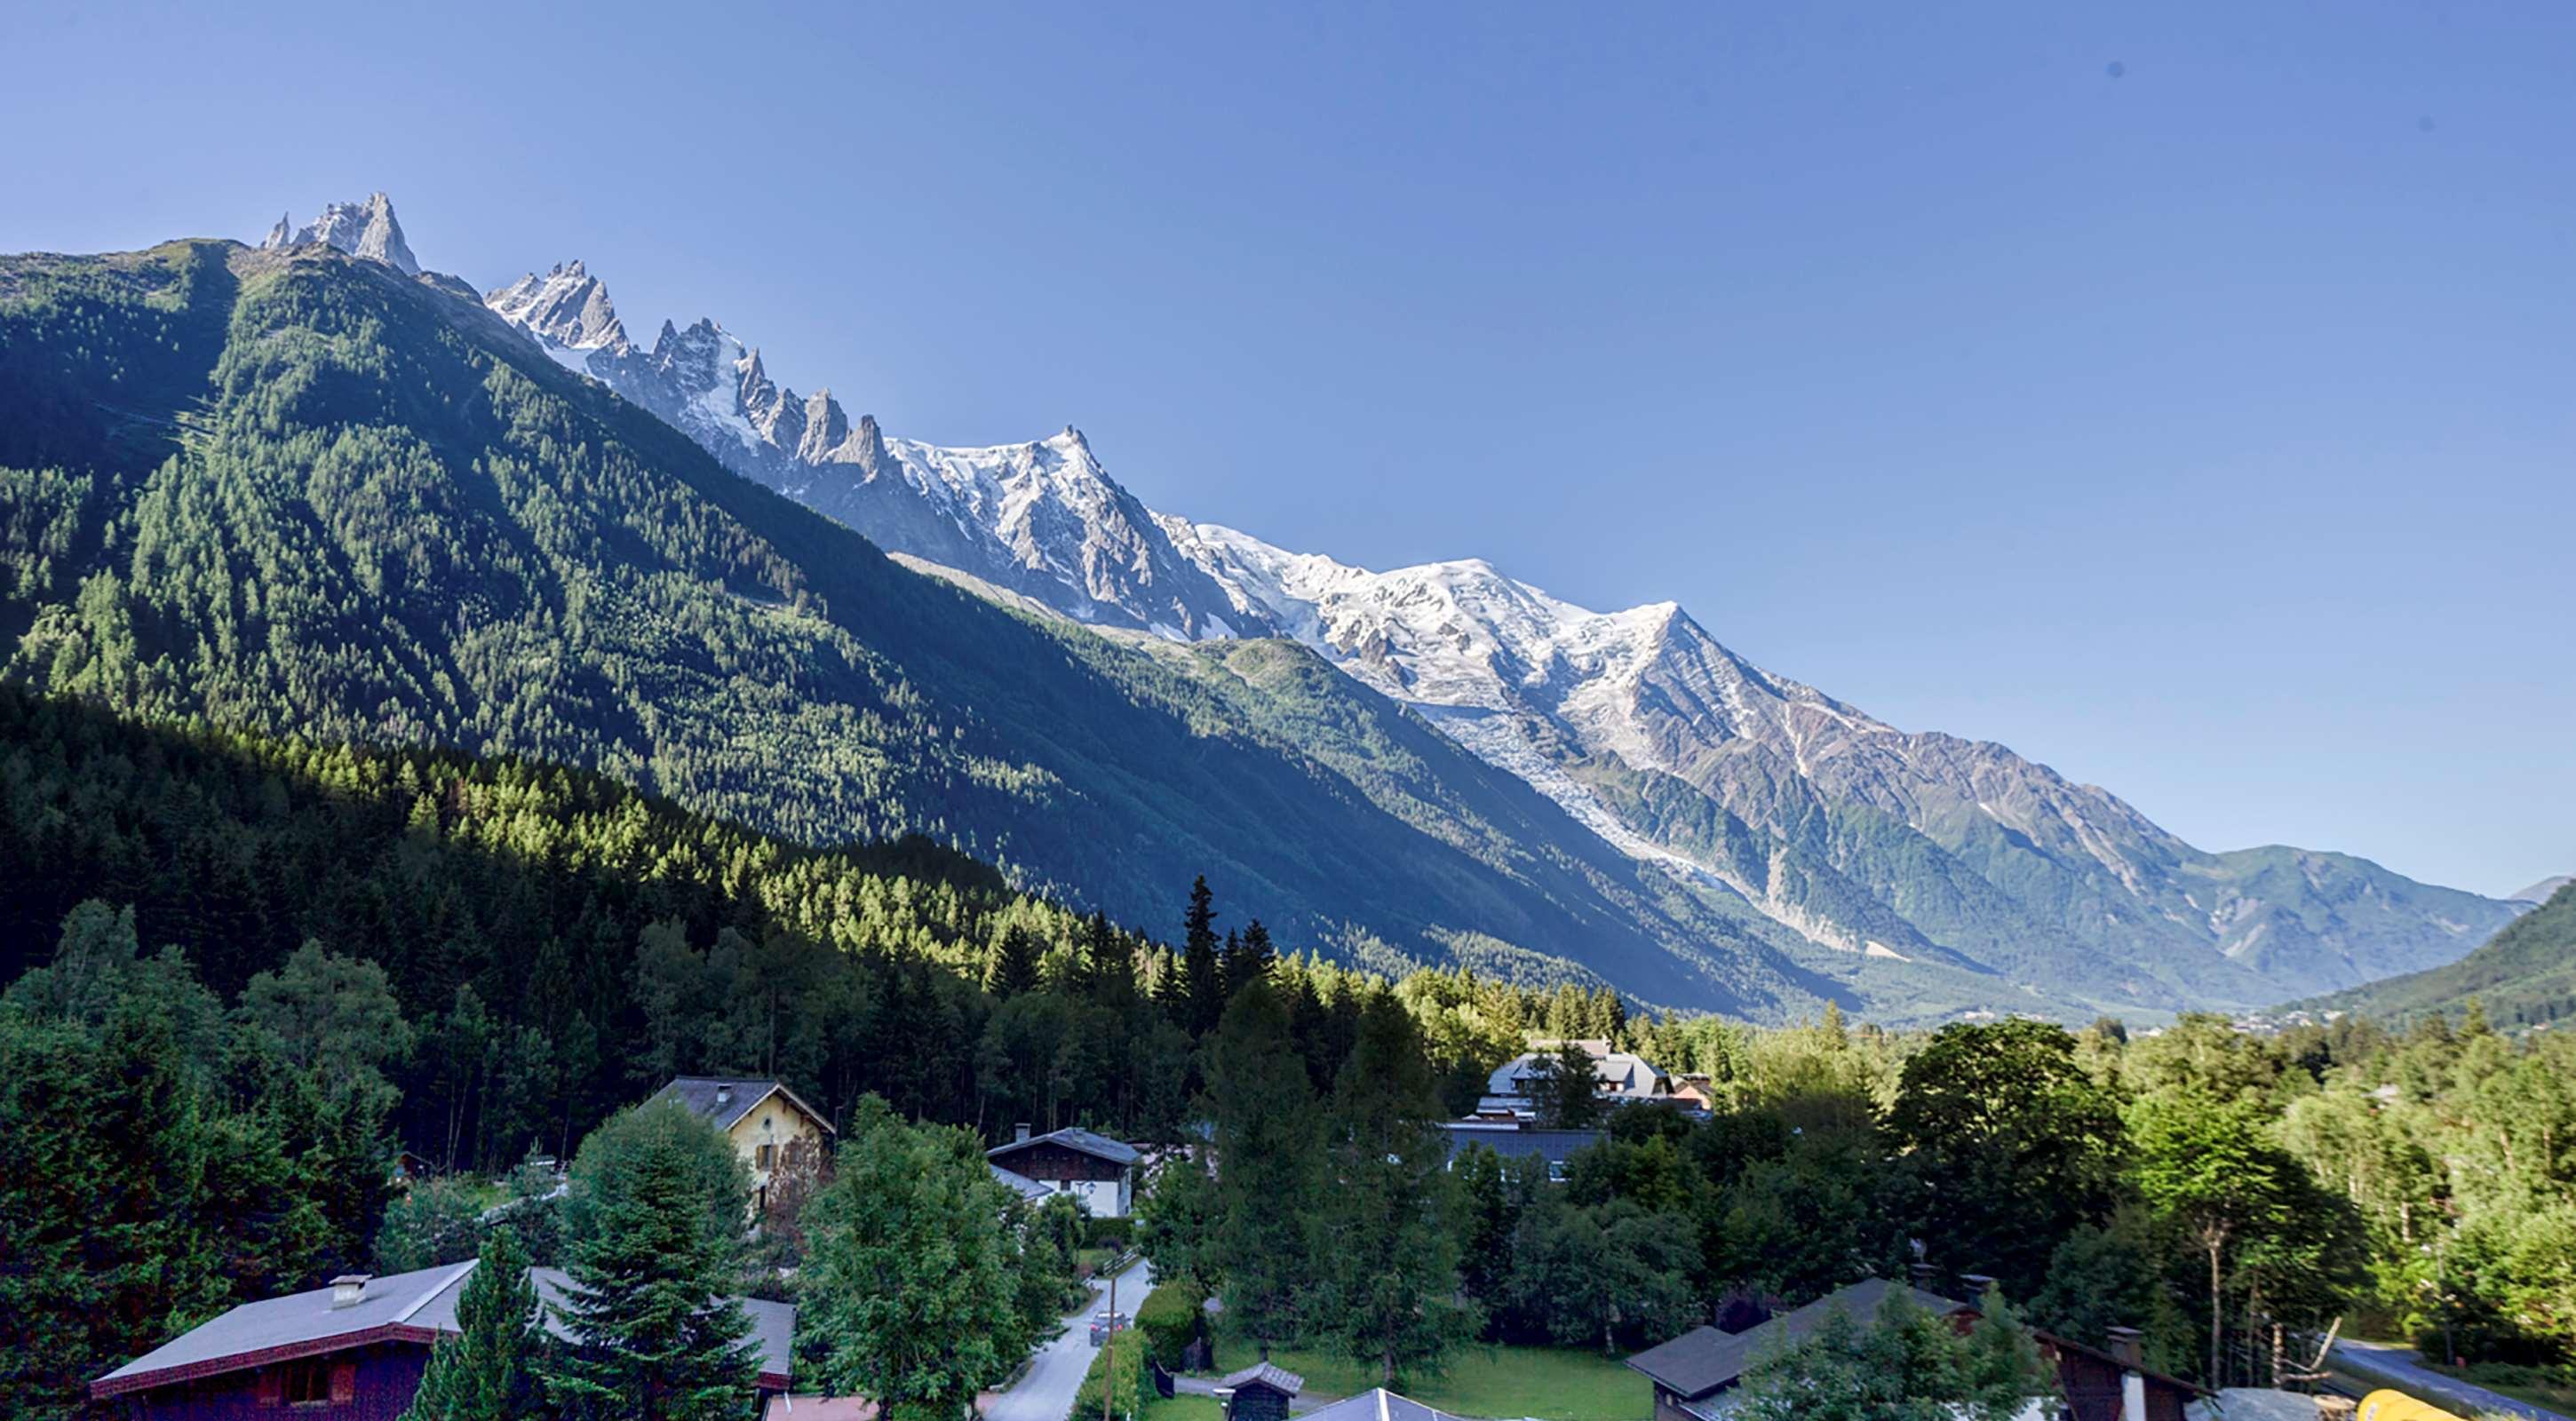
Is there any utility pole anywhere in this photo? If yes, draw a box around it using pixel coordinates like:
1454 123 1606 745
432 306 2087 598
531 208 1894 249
1105 1264 1118 1421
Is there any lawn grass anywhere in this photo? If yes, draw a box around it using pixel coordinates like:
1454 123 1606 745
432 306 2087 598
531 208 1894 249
1197 1338 1648 1421
1139 1393 1223 1421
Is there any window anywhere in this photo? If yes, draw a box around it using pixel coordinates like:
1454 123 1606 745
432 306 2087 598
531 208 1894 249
282 1362 331 1404
755 1143 775 1171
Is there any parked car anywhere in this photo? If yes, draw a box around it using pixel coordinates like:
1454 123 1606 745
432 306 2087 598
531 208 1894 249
1087 1312 1130 1346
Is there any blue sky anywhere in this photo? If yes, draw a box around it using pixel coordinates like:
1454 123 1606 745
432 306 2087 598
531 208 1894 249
7 2 2569 897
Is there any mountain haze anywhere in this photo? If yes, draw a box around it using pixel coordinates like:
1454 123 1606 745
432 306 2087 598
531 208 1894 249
2300 882 2576 1028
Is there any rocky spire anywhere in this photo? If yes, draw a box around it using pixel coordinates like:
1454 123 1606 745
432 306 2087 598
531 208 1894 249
263 192 420 276
485 260 631 353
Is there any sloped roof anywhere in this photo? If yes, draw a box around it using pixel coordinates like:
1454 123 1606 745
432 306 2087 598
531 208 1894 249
1438 1123 1602 1166
987 1125 1140 1166
1302 1389 1469 1421
1486 1048 1666 1099
95 1262 793 1398
1626 1277 1969 1401
653 1077 837 1137
990 1162 1053 1202
1220 1361 1304 1394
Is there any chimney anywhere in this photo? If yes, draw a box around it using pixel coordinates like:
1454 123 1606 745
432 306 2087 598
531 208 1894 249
1909 1261 1939 1290
715 1084 733 1106
1959 1273 1998 1302
330 1274 370 1309
1014 1123 1032 1143
2107 1327 2149 1421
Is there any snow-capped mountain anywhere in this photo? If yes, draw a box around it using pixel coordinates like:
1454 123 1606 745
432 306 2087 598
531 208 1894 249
261 193 417 276
436 206 2521 1008
481 261 1260 639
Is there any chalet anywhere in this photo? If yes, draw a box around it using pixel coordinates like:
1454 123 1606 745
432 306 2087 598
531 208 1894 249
1437 1121 1602 1182
1475 1038 1670 1119
985 1124 1140 1218
1216 1361 1303 1421
91 1261 793 1417
653 1077 837 1213
1625 1277 2205 1421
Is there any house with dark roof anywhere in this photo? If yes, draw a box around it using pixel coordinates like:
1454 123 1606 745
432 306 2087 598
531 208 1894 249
1626 1276 2205 1421
1627 1276 1971 1421
91 1261 793 1417
1437 1121 1603 1182
986 1123 1141 1217
989 1160 1054 1204
652 1077 837 1214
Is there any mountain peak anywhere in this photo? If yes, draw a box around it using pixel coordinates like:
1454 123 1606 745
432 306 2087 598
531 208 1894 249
485 260 629 353
261 192 419 276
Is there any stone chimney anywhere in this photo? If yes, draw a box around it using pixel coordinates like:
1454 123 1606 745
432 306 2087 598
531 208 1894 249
1959 1273 1998 1302
330 1274 370 1309
1908 1261 1940 1290
2105 1326 2144 1369
1014 1123 1032 1143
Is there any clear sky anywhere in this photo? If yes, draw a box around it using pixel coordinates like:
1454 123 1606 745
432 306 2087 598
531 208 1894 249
6 2 2569 898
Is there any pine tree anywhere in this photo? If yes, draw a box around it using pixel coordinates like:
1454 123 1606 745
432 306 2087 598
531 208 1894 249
545 1101 759 1421
1082 912 1130 1001
1225 918 1277 999
404 1229 545 1421
1316 994 1468 1384
1202 980 1323 1348
987 925 1042 999
1177 876 1222 1035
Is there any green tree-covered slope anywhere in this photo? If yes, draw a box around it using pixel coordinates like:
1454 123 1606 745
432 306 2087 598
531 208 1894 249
0 239 1884 1014
2301 883 2576 1028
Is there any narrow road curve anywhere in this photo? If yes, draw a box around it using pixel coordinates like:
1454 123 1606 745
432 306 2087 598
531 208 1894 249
2334 1339 2573 1421
985 1257 1154 1421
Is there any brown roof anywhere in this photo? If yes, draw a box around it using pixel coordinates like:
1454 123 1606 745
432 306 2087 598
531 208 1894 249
94 1263 794 1399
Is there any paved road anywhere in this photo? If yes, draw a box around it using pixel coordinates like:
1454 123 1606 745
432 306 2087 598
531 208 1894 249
985 1257 1154 1421
2334 1339 2572 1421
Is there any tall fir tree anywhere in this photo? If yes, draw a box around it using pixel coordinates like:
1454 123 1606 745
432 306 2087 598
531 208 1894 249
1201 979 1323 1349
1315 994 1469 1383
546 1100 759 1421
1225 918 1277 999
987 925 1042 1000
1177 876 1223 1035
403 1229 545 1421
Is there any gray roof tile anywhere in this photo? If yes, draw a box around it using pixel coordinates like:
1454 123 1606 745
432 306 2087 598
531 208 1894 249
1625 1277 1968 1400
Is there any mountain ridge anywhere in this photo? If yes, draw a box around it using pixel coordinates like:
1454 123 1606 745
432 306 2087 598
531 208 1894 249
442 194 2524 1009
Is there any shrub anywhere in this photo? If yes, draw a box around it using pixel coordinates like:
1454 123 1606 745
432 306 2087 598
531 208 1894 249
1135 1280 1208 1369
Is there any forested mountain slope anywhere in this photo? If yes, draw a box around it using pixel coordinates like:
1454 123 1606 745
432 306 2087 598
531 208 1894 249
0 237 1883 1017
2301 882 2576 1028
